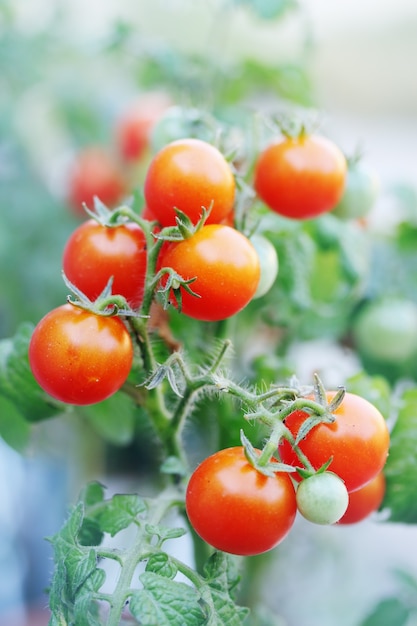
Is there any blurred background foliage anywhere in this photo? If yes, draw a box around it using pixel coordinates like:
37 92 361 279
1 0 417 625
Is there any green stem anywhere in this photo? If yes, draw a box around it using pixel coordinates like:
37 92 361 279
104 491 178 626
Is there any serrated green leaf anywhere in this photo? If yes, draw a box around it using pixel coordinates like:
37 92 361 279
205 587 250 626
145 524 187 543
78 517 104 547
0 394 31 451
384 387 417 522
65 548 97 596
203 552 242 598
79 392 136 446
80 567 106 593
160 455 188 477
201 552 249 625
145 553 178 579
73 591 102 626
359 597 410 626
97 494 147 536
0 323 62 422
80 482 106 507
48 558 70 619
130 571 206 625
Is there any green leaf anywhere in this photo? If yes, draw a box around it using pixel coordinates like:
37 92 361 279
0 323 61 422
73 592 102 626
80 482 106 507
48 504 103 624
145 524 187 544
204 552 242 597
384 387 417 522
96 494 147 536
203 552 249 624
145 553 178 579
0 394 31 451
130 571 206 625
160 455 188 477
79 392 136 446
359 597 410 626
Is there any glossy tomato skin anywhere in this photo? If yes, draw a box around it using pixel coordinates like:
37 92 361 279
254 134 347 219
337 471 386 525
144 138 236 226
67 147 127 216
159 224 260 321
28 304 133 405
62 220 147 310
296 472 349 525
186 447 297 556
278 392 390 493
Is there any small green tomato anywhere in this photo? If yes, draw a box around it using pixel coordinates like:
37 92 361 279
250 233 279 299
296 472 349 525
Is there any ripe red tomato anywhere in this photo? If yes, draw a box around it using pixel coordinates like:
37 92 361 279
115 92 172 163
28 304 133 405
186 447 297 556
62 219 147 310
67 147 127 216
159 224 260 321
337 471 386 525
143 138 236 226
254 133 347 219
278 391 390 493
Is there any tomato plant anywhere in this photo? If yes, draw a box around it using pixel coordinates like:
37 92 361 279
254 132 347 219
159 224 260 321
296 472 349 525
62 219 147 309
144 138 236 226
338 471 386 525
28 304 133 405
185 447 297 556
66 147 128 216
279 391 390 492
3 3 417 624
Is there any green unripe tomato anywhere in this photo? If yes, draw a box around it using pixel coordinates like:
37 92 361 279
250 234 279 299
296 472 349 525
332 160 379 220
353 298 417 364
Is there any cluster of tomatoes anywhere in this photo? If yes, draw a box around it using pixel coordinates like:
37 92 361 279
186 391 390 556
28 94 390 557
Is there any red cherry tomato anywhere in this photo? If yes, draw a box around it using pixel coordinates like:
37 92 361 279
254 133 347 219
337 471 386 524
159 224 260 321
115 92 172 163
28 304 133 405
62 219 147 309
67 147 127 216
144 138 236 226
278 391 390 493
186 447 297 556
